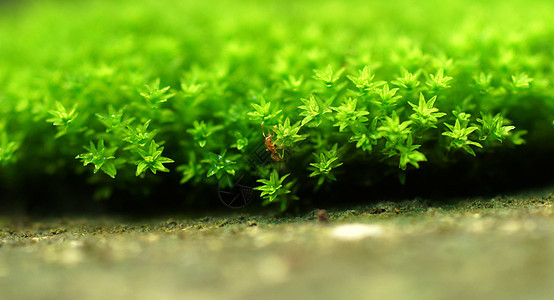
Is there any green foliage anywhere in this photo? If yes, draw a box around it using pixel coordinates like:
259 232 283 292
511 73 533 91
47 102 83 138
0 128 19 166
76 140 117 178
373 84 402 115
1 0 553 211
254 170 296 211
134 140 174 176
331 98 370 132
476 113 515 145
394 135 427 170
409 93 446 130
96 106 133 133
230 131 249 151
309 144 343 186
187 121 222 148
313 65 345 87
349 118 380 153
392 70 420 91
442 118 483 156
247 98 282 123
299 95 331 127
272 118 306 148
378 111 412 144
202 151 236 179
426 68 453 93
123 120 158 149
140 79 175 109
347 66 385 91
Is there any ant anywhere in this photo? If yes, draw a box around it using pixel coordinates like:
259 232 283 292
261 122 284 162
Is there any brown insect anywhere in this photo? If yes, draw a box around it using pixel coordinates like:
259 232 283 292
261 122 284 162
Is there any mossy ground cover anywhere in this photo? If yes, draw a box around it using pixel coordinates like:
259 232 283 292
1 1 554 297
1 0 554 211
1 187 554 299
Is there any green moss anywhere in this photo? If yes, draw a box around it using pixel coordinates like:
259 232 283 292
0 0 553 210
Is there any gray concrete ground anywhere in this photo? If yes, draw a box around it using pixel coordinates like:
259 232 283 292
1 188 554 299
